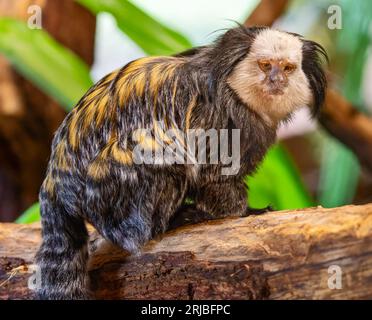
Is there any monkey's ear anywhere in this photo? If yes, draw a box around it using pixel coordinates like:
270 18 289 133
301 39 328 117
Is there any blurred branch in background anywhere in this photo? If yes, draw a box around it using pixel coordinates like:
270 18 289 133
0 0 95 221
321 90 372 173
244 0 289 26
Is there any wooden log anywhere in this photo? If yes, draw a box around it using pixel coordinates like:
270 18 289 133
1 204 372 300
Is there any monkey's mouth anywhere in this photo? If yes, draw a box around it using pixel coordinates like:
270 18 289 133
263 85 285 96
268 87 284 95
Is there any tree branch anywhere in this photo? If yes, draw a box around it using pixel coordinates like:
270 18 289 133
321 90 372 172
1 204 372 299
244 0 289 26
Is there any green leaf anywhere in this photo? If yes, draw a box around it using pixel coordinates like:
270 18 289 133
318 138 359 207
0 17 93 111
246 144 314 210
337 0 371 108
77 0 192 55
16 203 41 224
317 0 370 207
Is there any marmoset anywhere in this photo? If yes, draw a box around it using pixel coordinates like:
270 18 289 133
35 26 327 299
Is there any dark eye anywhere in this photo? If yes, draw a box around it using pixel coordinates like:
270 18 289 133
258 60 272 72
284 64 296 73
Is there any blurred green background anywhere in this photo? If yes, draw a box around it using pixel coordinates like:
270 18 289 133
0 0 371 223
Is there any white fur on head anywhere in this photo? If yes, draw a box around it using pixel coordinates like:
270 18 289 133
227 29 312 125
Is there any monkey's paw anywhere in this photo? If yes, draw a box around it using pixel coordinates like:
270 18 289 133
243 205 274 216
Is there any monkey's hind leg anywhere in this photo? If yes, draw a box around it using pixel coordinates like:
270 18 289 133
35 192 89 300
85 167 187 256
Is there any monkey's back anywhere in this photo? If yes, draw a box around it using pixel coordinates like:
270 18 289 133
40 55 200 213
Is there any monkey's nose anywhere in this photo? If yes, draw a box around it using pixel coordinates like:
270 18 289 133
269 67 285 83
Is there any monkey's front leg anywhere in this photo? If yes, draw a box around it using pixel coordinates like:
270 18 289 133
168 180 273 230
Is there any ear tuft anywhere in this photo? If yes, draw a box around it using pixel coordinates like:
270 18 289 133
301 39 328 117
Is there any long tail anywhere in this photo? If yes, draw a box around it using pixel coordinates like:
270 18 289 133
35 191 89 300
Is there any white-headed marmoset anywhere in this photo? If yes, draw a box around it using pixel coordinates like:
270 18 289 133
35 26 327 299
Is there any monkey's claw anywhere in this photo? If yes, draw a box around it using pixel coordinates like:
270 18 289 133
244 205 274 216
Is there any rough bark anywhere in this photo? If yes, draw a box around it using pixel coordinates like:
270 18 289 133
0 0 95 221
1 204 372 300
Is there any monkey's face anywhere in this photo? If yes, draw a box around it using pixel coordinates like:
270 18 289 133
228 29 313 124
256 58 296 96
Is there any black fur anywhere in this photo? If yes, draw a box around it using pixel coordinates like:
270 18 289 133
301 39 328 116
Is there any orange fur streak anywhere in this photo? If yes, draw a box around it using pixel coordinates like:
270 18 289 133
171 77 178 116
69 101 96 150
105 70 120 82
134 71 146 97
149 59 180 97
43 173 55 195
185 95 198 129
117 76 131 105
87 159 110 180
149 63 165 96
95 94 110 127
116 57 184 107
84 70 118 104
134 130 161 151
81 101 97 130
154 121 172 145
87 139 133 180
117 57 158 105
110 141 133 165
68 72 116 150
68 110 80 150
85 85 105 102
55 140 69 171
149 60 182 143
69 82 113 150
140 137 161 151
